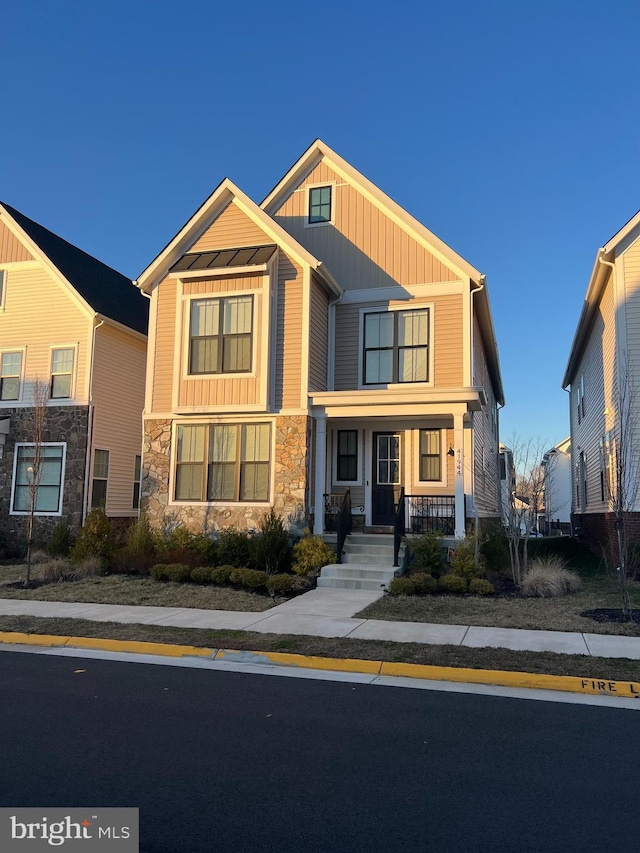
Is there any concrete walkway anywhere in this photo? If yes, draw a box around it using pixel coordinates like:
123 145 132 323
0 588 639 660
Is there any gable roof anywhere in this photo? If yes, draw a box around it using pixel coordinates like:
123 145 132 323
135 178 341 297
262 139 504 405
0 203 148 335
563 209 640 388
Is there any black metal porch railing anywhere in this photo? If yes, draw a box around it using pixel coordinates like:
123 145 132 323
405 495 455 536
336 489 352 565
393 487 405 567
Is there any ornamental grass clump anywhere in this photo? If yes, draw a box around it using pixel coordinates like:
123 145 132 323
521 555 582 598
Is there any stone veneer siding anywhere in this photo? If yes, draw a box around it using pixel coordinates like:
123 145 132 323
141 416 310 534
0 405 89 549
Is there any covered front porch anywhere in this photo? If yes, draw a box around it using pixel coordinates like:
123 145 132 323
309 399 476 541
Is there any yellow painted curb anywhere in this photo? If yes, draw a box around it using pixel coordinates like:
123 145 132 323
216 648 382 674
0 630 638 699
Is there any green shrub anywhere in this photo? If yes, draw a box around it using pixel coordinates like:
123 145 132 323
155 526 217 567
71 507 115 564
150 563 192 583
229 567 268 591
292 535 336 575
190 567 214 584
407 532 444 576
411 572 438 594
48 521 74 558
266 573 296 595
188 533 218 566
120 514 157 574
216 527 252 568
388 577 419 596
469 578 495 596
450 534 482 581
480 521 510 572
438 573 468 593
249 509 292 575
210 565 233 585
521 556 582 597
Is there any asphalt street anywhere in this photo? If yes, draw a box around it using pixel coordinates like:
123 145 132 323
0 650 638 853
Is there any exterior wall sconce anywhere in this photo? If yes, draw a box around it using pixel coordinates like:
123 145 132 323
447 446 455 457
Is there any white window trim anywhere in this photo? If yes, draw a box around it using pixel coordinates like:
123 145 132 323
411 428 447 488
10 441 67 516
49 343 78 401
0 346 26 404
168 419 275 507
304 181 336 229
181 289 260 382
331 428 363 486
357 303 435 390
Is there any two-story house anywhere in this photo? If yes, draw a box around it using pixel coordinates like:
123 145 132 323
137 141 504 545
563 209 640 549
0 203 147 547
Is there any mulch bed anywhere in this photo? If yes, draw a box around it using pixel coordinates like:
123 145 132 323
580 608 640 625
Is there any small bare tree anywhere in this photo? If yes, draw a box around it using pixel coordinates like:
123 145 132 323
604 360 639 620
23 377 49 586
504 436 558 586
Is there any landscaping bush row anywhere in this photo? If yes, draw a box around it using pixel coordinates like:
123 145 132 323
149 563 311 595
389 573 495 596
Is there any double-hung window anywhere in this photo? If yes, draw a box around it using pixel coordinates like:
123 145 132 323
336 430 358 482
364 308 429 384
189 296 253 375
308 186 332 224
132 454 142 510
11 443 65 514
0 352 22 401
419 430 441 481
51 348 74 398
175 423 271 502
91 449 109 508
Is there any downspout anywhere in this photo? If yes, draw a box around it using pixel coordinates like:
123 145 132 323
82 317 104 523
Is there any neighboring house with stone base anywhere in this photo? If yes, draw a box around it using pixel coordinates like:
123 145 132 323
0 202 147 548
562 209 640 552
136 140 504 551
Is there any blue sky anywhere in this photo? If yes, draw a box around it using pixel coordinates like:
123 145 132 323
3 0 639 447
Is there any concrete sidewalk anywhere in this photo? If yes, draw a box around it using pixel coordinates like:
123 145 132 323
0 588 639 660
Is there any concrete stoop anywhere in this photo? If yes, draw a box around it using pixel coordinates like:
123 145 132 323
320 533 403 590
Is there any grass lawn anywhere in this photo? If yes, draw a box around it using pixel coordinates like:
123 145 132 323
0 564 274 612
0 614 638 682
356 572 640 636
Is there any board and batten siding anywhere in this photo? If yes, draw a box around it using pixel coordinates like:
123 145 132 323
333 294 463 390
571 268 616 513
623 237 640 394
191 201 269 252
151 277 177 413
178 273 264 409
91 324 146 515
0 221 34 264
0 266 90 398
273 160 459 290
309 275 329 393
275 253 303 409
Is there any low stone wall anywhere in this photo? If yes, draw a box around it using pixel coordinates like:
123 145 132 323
141 415 310 534
0 405 89 551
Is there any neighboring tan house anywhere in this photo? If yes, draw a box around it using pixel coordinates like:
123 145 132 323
137 140 504 546
562 210 640 550
0 203 148 547
540 437 571 535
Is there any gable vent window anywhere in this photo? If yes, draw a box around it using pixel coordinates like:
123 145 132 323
308 186 332 224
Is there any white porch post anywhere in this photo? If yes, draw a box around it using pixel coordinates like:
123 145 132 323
454 413 465 539
313 415 327 535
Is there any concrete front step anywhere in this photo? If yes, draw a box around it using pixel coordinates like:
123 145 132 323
321 565 396 581
341 553 398 567
317 576 390 591
323 533 395 547
345 542 395 556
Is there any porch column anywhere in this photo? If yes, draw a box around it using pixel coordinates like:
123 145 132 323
454 413 465 539
313 415 327 535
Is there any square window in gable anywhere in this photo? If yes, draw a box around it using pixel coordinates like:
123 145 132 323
308 186 332 225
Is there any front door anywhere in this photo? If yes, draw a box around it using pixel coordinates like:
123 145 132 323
372 433 402 525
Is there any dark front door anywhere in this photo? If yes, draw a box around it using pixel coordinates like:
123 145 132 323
372 433 402 525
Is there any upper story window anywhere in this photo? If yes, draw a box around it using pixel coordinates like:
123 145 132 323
50 348 74 399
0 351 22 401
189 296 253 375
308 186 332 225
576 375 585 424
363 308 429 384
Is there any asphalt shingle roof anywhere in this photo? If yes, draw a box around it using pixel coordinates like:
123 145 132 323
2 203 148 335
